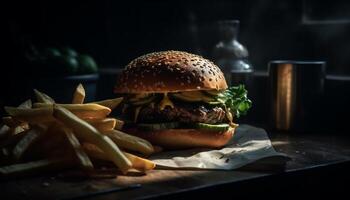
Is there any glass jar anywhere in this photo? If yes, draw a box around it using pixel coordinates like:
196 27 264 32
212 20 254 87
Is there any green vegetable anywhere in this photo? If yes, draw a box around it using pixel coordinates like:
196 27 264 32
77 54 98 74
217 85 252 118
137 122 230 132
137 122 180 131
203 90 223 97
194 123 230 131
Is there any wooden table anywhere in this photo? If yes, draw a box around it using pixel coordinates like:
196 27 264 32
1 132 350 199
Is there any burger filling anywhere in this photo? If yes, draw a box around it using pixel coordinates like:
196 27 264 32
138 103 227 124
119 85 251 131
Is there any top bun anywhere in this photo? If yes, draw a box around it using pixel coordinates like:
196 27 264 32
114 51 228 93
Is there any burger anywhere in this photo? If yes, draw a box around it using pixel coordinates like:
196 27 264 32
114 51 251 149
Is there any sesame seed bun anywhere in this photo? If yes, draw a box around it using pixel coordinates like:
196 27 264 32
115 50 234 149
124 127 235 149
114 50 228 93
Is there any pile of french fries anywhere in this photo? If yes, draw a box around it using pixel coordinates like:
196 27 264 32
0 84 156 177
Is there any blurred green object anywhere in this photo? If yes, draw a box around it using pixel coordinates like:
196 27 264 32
25 46 98 76
44 48 61 58
61 47 78 58
60 55 79 74
77 54 98 74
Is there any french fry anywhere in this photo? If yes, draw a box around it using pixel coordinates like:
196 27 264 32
60 127 94 171
83 143 156 171
12 125 48 160
28 124 67 158
93 97 123 110
103 129 154 156
4 106 54 123
1 148 10 157
10 126 26 135
82 143 107 160
0 158 73 176
2 100 32 128
3 116 21 127
34 103 111 119
72 83 85 104
0 125 11 139
2 116 28 128
124 151 156 171
34 89 55 103
1 84 157 177
18 99 32 109
0 148 11 166
85 118 116 132
0 130 27 148
53 105 132 174
114 119 124 130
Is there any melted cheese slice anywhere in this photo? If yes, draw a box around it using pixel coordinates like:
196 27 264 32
159 93 174 111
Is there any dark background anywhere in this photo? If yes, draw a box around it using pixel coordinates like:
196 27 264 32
4 0 350 73
2 0 350 131
2 1 350 197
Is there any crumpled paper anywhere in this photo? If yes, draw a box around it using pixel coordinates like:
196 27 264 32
150 124 290 170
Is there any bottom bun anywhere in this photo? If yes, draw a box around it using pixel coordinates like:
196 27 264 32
123 127 235 149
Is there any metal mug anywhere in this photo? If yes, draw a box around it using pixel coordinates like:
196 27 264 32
269 61 326 132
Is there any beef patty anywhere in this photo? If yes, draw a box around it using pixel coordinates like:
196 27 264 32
135 103 227 124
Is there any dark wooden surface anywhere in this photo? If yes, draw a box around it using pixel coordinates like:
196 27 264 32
1 132 350 200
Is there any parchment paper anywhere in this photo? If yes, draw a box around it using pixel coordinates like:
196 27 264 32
150 124 290 170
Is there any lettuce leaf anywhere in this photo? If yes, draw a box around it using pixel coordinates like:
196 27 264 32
217 85 252 118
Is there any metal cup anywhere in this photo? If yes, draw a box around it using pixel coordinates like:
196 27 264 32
269 61 326 132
